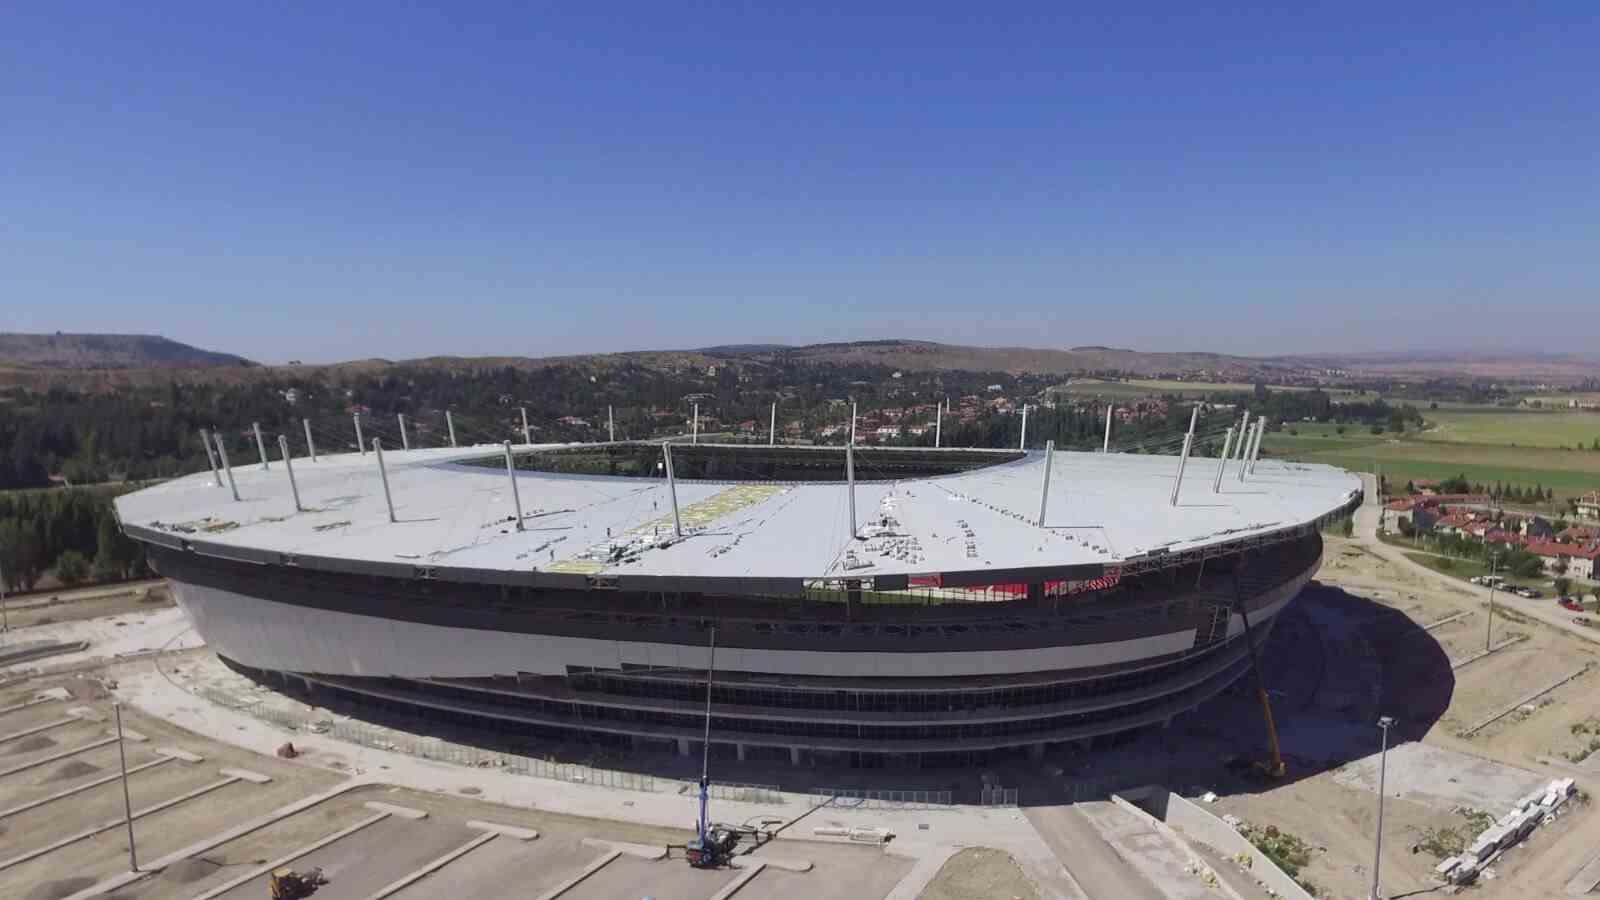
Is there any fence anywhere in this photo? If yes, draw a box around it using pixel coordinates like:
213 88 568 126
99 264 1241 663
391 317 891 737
190 683 657 793
810 787 955 810
979 786 1019 807
683 781 786 804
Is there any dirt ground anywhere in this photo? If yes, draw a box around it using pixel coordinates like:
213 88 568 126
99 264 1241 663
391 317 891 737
1193 523 1600 900
919 847 1039 900
1 583 172 630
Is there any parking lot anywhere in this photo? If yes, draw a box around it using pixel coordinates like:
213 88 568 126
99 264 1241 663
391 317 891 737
0 674 916 900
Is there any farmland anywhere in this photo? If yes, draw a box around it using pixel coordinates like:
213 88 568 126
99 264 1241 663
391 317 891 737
1053 378 1339 398
1264 406 1600 503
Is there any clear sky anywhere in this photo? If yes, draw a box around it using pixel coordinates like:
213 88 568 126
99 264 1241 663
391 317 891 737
3 3 1596 363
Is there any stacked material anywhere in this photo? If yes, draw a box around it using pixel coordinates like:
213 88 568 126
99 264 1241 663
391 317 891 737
1442 777 1578 885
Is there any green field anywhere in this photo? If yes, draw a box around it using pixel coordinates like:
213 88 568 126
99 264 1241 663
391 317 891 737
1263 405 1600 503
1414 407 1600 449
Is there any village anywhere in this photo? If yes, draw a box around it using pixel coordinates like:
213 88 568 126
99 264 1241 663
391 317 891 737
1383 480 1600 604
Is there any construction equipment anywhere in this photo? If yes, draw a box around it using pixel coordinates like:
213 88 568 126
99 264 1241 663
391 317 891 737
680 624 745 869
268 867 326 900
1232 570 1286 778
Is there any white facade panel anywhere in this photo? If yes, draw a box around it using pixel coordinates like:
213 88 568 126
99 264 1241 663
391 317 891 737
172 580 1234 680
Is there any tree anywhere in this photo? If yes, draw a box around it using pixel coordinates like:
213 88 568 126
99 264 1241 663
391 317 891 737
1398 516 1416 537
1556 576 1573 598
54 550 88 586
0 519 45 590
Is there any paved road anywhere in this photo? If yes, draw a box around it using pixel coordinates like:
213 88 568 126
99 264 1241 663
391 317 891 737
1354 474 1600 646
1024 804 1166 900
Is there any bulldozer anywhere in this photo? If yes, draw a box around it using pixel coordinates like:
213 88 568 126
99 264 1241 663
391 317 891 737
268 867 326 900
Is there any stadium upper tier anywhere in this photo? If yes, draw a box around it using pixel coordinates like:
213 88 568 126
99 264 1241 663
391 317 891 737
115 441 1363 592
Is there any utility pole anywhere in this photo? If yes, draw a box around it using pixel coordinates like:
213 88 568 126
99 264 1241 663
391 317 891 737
1 560 9 633
1370 715 1396 900
115 703 138 872
934 399 942 448
608 405 615 443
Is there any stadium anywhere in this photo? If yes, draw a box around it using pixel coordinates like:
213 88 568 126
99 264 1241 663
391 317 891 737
114 430 1362 768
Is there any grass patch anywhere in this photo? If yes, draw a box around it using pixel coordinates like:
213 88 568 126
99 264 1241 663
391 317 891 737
1396 550 1546 591
1239 823 1321 896
1419 408 1600 450
1417 807 1496 859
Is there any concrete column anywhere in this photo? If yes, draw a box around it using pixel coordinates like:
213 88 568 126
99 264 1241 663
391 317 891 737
677 738 691 757
736 743 747 762
789 746 802 766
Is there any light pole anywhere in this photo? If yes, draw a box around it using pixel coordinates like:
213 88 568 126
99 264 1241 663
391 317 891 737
115 702 138 871
1486 554 1499 651
1370 714 1395 900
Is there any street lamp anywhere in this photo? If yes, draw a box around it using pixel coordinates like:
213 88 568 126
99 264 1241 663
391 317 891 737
1370 715 1396 900
1485 554 1499 651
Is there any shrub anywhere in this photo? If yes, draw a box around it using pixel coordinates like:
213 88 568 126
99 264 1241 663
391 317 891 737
54 550 89 586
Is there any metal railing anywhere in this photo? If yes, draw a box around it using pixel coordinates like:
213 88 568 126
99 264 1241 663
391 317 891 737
810 787 955 810
979 786 1019 807
190 683 657 792
684 781 785 804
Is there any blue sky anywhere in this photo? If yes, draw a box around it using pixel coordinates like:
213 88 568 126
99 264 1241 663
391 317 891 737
2 3 1596 363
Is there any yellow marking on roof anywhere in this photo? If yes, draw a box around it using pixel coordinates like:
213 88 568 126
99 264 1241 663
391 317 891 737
545 484 784 572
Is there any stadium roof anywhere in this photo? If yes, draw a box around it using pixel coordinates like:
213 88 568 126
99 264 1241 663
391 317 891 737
116 442 1362 591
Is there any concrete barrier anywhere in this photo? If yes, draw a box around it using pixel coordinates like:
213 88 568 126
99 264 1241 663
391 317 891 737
1117 786 1314 900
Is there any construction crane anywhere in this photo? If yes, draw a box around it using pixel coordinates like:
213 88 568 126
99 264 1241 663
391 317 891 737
681 625 742 868
1231 570 1285 778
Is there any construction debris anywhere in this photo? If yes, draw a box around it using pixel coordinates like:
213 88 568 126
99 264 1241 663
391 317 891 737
1444 777 1578 885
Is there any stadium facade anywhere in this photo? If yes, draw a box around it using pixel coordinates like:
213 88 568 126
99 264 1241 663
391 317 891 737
116 438 1361 766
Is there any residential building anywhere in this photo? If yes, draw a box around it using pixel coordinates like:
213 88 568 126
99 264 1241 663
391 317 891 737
1578 490 1600 521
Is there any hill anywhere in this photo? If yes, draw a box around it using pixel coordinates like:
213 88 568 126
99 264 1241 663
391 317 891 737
765 340 1299 378
0 333 254 370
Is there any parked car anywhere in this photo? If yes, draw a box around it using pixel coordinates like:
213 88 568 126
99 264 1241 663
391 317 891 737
1561 598 1585 612
1516 587 1541 599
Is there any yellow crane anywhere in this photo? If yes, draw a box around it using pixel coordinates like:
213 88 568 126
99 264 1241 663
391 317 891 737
1232 573 1285 778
